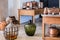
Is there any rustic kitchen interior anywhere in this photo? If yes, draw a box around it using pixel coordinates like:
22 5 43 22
0 0 60 40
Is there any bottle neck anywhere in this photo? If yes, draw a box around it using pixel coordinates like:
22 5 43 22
10 19 13 23
29 20 33 24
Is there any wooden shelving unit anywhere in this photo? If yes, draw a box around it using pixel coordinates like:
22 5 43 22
42 15 60 40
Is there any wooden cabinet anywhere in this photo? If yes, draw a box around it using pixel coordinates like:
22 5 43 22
42 15 60 40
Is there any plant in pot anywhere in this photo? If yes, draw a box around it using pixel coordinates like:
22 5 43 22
24 20 36 36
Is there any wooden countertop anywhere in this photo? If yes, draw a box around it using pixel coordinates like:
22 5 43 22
41 14 60 17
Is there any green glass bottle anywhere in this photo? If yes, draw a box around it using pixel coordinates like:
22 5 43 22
24 20 36 36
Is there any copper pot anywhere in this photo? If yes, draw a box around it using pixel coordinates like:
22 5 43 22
44 7 48 15
31 1 38 9
49 27 59 37
26 2 31 7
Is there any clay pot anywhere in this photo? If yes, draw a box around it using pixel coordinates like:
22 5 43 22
49 27 59 37
0 21 7 30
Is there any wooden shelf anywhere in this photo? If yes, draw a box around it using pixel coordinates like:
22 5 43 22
41 14 60 17
45 35 60 37
45 35 60 40
42 16 60 40
45 37 60 40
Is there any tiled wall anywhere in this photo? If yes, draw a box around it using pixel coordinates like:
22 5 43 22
0 0 8 21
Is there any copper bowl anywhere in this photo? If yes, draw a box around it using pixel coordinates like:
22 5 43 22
49 27 59 37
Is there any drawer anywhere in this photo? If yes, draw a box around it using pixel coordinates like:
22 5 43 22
45 37 60 40
20 10 35 16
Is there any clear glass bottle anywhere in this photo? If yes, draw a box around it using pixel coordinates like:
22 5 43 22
4 17 18 40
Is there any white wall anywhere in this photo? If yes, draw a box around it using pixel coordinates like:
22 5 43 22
8 0 20 19
0 0 8 21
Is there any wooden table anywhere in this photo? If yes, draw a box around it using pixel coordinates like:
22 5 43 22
18 9 44 23
42 15 60 40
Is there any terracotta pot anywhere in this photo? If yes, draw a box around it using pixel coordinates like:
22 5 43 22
0 21 7 30
49 27 59 37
